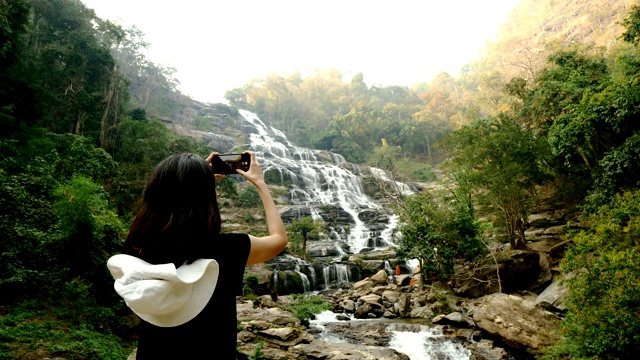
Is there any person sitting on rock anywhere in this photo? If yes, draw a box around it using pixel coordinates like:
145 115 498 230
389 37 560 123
108 151 287 359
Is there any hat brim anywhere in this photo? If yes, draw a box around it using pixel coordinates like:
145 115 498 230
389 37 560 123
109 255 220 327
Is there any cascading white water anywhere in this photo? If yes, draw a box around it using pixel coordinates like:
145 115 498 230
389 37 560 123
240 109 401 253
335 264 349 283
310 311 471 359
295 264 311 292
384 260 393 275
388 325 471 360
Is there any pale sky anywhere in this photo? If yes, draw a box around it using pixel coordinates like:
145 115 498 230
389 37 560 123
81 0 521 104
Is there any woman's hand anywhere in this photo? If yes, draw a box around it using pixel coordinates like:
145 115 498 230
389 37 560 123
236 151 264 186
205 152 226 179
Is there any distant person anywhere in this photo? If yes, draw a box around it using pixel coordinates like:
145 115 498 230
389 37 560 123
395 264 401 276
108 151 287 359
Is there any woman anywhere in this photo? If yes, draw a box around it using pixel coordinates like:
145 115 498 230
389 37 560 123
108 151 287 359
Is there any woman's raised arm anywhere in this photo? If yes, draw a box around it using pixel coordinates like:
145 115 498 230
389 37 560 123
234 151 288 265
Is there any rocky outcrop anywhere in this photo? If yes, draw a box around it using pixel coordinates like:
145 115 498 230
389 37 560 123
534 270 576 312
290 340 410 360
472 293 562 350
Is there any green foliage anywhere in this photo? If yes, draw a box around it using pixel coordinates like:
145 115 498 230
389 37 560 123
622 5 640 45
238 186 261 208
396 191 484 282
217 176 239 199
250 341 267 360
243 274 260 296
52 176 125 282
0 299 134 360
284 294 333 323
546 190 640 358
443 115 550 249
287 217 324 259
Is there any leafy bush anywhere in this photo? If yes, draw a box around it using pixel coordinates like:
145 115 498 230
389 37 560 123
545 190 640 358
238 186 260 208
217 176 239 199
244 274 260 296
0 301 134 360
396 191 485 283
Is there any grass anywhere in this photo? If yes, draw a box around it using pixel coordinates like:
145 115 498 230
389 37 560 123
283 294 333 325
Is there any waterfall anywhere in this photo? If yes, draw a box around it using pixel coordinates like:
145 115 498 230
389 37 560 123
336 264 349 283
240 109 405 254
295 264 311 292
320 263 351 289
308 266 317 287
272 270 278 290
384 260 393 275
322 266 331 289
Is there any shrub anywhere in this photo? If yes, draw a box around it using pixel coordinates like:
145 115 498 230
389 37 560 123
238 186 260 208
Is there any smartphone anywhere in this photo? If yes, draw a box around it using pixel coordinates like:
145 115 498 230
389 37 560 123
211 153 250 175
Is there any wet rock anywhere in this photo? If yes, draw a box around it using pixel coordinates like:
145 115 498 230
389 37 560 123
432 312 476 328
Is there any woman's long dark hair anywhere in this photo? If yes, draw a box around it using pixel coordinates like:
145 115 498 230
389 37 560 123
124 153 221 266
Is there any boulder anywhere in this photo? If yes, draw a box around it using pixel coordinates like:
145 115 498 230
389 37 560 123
237 302 300 327
354 302 383 319
409 306 434 319
394 293 412 317
371 270 389 284
306 241 344 258
349 248 397 261
359 294 382 304
472 293 562 350
382 290 401 304
534 270 576 312
339 299 356 312
353 278 375 292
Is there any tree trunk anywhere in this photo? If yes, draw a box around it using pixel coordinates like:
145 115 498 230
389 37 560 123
302 235 307 260
514 218 530 250
100 61 119 148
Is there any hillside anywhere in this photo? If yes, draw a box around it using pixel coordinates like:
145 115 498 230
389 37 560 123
480 0 634 81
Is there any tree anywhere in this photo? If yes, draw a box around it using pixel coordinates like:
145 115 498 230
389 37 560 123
443 116 550 249
287 217 323 259
396 191 484 287
0 0 30 133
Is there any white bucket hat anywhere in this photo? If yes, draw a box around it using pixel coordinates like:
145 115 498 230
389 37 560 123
107 254 219 327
